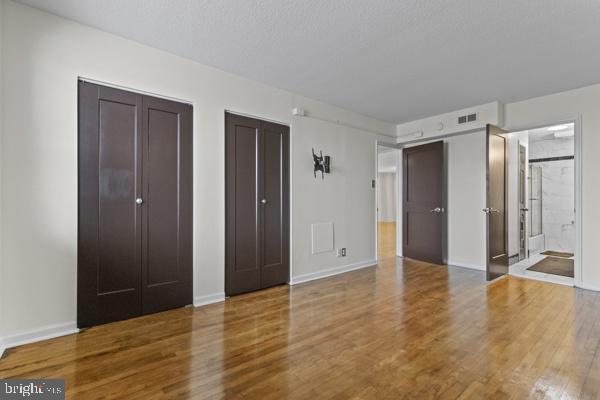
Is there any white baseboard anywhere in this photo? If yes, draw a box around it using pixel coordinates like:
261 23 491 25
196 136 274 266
575 283 600 292
2 322 79 350
510 272 574 287
193 292 226 307
289 259 377 285
446 260 485 271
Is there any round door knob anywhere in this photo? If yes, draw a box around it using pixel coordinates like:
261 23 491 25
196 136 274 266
136 198 143 205
261 199 267 204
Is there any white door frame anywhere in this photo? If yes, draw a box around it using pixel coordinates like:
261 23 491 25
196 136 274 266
375 141 402 262
505 116 582 286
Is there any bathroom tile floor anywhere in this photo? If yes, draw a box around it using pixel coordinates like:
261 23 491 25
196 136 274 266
509 253 574 286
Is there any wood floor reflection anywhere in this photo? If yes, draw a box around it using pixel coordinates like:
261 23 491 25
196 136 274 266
1 225 599 399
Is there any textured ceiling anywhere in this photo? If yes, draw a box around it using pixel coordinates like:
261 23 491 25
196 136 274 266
16 0 600 123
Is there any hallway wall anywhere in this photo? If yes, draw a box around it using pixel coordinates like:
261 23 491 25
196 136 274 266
377 172 396 222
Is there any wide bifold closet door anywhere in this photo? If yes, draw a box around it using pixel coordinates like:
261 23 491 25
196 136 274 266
78 81 192 328
225 113 289 296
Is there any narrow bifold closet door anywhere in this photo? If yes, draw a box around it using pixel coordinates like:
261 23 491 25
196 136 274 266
78 81 192 328
485 124 509 280
225 113 289 296
402 141 445 265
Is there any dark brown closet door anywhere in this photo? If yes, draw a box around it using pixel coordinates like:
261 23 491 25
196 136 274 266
78 81 193 328
259 120 290 289
78 82 143 327
402 141 445 265
141 96 193 314
225 113 289 296
225 114 262 295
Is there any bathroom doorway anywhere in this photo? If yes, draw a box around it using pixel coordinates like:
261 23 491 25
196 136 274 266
507 122 577 285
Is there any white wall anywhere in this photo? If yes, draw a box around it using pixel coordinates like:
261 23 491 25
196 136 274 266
529 136 575 253
377 150 397 173
505 84 600 289
291 116 383 280
0 1 395 339
377 172 396 222
445 132 487 269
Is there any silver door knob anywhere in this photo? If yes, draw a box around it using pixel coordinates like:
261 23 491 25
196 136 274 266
261 199 267 204
430 207 444 213
136 198 143 205
482 207 500 214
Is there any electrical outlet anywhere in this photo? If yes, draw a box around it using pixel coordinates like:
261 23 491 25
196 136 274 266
337 248 346 257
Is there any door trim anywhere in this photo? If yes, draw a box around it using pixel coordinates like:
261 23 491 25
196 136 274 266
78 76 193 105
375 141 402 262
505 116 582 287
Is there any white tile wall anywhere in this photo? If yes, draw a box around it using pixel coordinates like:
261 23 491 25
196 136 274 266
529 137 575 253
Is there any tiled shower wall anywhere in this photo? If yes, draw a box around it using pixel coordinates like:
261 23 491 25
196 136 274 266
529 136 575 253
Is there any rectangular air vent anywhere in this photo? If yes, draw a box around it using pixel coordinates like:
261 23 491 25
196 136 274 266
458 113 477 124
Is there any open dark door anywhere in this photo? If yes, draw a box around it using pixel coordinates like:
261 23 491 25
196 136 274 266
402 141 444 264
485 124 509 280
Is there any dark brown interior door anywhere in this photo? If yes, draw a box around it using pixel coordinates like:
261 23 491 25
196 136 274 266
486 124 509 280
225 113 289 296
402 141 445 264
78 81 192 328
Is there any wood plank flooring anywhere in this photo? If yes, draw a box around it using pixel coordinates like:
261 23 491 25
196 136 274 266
1 224 599 399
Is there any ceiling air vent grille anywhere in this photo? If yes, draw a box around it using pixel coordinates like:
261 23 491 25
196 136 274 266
458 113 477 124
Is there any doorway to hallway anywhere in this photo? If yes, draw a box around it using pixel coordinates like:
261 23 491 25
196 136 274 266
377 144 399 259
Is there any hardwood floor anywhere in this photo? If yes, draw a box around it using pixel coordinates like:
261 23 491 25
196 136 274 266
1 225 600 399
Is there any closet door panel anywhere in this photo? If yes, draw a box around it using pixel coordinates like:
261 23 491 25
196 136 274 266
225 113 261 296
141 96 193 314
78 81 142 328
260 121 290 288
